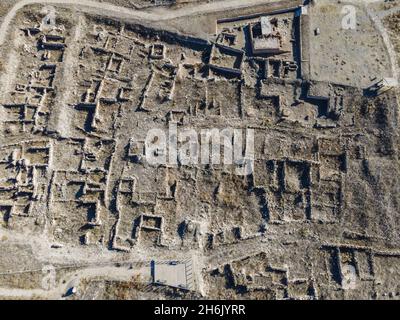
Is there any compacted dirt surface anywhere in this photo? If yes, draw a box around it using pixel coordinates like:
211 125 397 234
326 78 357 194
0 0 400 300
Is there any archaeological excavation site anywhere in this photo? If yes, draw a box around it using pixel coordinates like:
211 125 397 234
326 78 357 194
0 0 399 301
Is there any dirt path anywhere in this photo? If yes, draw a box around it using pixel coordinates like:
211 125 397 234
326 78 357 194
377 5 400 19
